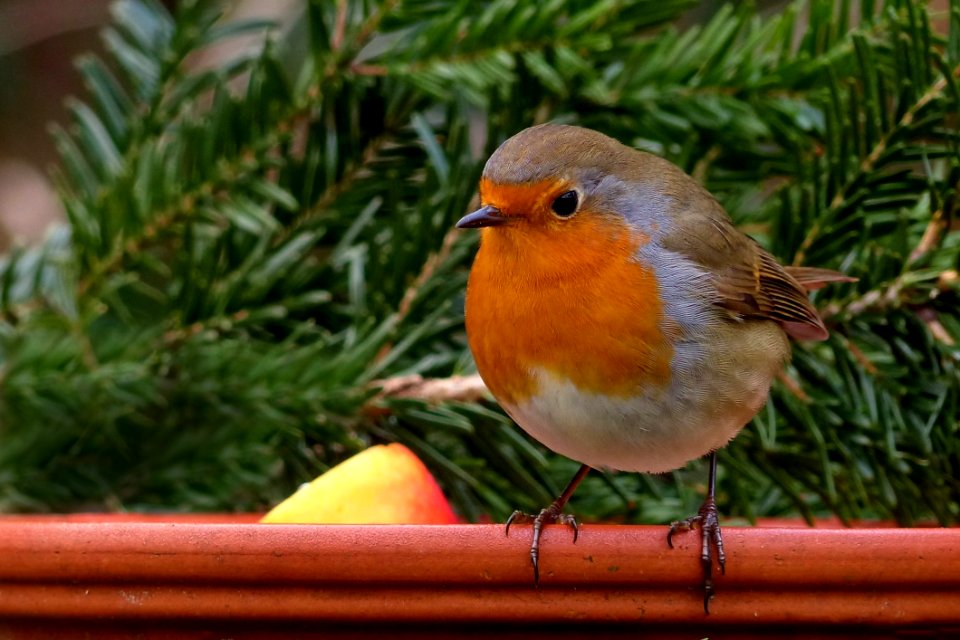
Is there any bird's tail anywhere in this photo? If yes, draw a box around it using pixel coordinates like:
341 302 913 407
783 266 857 292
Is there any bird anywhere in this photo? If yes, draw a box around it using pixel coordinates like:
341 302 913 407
456 123 852 613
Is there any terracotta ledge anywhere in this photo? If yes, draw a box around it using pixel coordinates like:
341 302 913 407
0 516 958 635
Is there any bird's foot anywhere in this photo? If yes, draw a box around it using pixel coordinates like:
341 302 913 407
505 503 579 585
667 496 726 614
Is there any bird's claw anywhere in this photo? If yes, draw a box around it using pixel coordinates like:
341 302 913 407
505 504 579 585
667 496 726 614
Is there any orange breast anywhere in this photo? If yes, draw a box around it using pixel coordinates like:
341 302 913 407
465 213 672 406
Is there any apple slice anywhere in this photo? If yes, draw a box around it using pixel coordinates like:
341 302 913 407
261 443 459 524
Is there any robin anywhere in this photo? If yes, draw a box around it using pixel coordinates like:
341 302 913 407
456 123 852 612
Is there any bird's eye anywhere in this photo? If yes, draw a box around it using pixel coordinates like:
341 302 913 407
551 190 579 218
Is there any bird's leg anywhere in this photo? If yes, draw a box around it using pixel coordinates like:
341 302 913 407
505 464 591 585
667 451 726 614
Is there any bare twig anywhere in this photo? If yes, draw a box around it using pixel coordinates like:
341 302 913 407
691 145 721 185
820 279 903 320
395 227 460 323
909 205 947 264
371 225 464 366
777 370 810 402
365 373 490 413
917 308 956 346
331 0 347 51
844 337 879 375
277 132 391 242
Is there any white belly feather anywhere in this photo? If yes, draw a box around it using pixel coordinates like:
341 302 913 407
501 321 788 474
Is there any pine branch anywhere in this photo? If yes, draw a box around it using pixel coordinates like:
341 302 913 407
793 60 960 266
0 0 957 525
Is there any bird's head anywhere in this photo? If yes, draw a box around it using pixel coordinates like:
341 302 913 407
457 124 676 256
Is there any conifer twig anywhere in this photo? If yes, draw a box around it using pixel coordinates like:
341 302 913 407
793 62 960 266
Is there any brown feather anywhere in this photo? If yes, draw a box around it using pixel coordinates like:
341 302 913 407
783 266 858 291
654 175 833 342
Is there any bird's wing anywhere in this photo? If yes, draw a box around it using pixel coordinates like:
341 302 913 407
661 201 833 342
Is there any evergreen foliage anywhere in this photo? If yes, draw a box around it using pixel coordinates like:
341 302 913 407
0 0 957 525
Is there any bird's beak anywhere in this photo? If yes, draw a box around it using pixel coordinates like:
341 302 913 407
456 205 509 229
